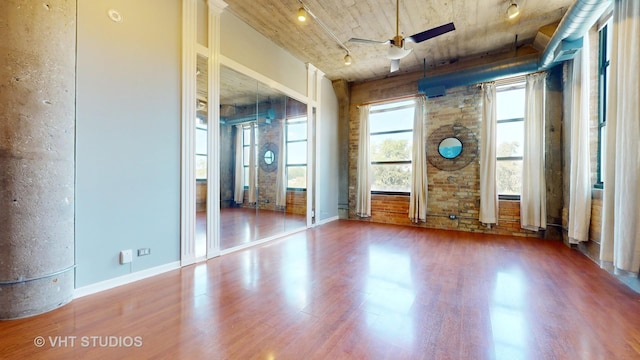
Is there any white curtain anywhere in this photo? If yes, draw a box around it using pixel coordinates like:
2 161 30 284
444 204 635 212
355 105 371 217
248 124 257 204
409 96 427 223
275 119 287 207
521 72 547 231
233 125 244 204
480 82 498 225
567 33 592 244
601 0 640 273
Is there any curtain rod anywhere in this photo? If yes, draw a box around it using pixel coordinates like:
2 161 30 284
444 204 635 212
357 94 423 108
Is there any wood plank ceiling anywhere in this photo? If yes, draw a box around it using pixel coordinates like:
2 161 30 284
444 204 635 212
224 0 575 83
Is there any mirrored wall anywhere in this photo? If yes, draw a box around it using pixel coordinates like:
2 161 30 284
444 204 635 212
219 65 308 250
195 54 208 259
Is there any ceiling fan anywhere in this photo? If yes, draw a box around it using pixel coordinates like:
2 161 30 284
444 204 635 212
349 0 455 72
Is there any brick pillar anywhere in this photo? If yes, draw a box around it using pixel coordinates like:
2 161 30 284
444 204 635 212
0 0 76 319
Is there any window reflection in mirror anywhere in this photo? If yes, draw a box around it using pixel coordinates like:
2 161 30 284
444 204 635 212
264 150 275 165
195 54 208 259
219 65 307 251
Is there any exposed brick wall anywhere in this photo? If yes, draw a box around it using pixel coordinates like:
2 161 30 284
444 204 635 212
286 190 306 215
220 125 235 208
589 189 602 243
196 181 207 211
347 63 564 239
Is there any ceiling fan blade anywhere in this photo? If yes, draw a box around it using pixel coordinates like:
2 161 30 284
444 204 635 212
406 22 455 43
390 59 400 73
348 38 390 45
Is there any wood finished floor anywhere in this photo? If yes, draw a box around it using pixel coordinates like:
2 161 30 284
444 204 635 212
197 208 307 252
2 220 640 359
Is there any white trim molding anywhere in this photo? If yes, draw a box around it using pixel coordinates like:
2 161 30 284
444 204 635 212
181 0 198 266
207 0 228 15
306 64 324 227
207 0 224 259
318 216 339 225
74 262 181 299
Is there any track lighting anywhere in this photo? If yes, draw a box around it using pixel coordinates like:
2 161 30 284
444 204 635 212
296 1 352 67
507 2 520 19
344 53 352 65
297 7 307 22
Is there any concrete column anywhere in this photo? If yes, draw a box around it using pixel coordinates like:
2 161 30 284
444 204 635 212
0 0 76 319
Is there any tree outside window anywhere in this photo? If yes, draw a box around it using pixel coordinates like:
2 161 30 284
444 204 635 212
496 83 525 198
286 116 307 189
369 99 415 193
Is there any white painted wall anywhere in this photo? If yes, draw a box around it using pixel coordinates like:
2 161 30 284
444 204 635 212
318 77 339 221
220 12 308 97
75 0 181 287
75 2 338 288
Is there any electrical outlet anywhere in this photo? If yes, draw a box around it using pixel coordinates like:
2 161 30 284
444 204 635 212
119 249 133 264
137 248 151 256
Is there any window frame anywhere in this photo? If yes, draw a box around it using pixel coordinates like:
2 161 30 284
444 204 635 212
242 125 254 188
495 82 526 200
596 20 611 189
285 115 308 190
369 100 415 195
195 119 208 181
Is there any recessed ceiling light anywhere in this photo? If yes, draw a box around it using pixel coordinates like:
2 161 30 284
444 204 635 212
107 9 123 23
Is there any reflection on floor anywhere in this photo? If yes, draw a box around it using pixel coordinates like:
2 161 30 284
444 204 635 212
6 221 640 358
220 207 306 250
196 208 307 252
196 211 207 258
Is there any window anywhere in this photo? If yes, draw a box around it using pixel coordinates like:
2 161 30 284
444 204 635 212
195 116 207 180
242 126 255 187
496 82 525 199
597 19 612 188
369 99 415 193
286 116 307 189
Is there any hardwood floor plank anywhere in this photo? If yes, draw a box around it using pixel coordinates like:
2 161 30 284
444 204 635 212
1 220 640 359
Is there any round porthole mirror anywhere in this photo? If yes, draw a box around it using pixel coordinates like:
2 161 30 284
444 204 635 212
259 142 278 172
264 150 275 165
438 137 463 159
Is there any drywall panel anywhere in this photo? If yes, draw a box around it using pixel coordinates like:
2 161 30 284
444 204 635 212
75 0 181 287
318 77 339 221
220 12 307 97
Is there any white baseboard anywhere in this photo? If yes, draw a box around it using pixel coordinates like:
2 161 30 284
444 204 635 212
318 215 339 225
74 261 181 299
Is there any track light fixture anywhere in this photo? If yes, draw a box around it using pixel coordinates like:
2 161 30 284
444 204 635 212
507 2 520 19
344 53 352 65
297 7 307 22
296 1 352 67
